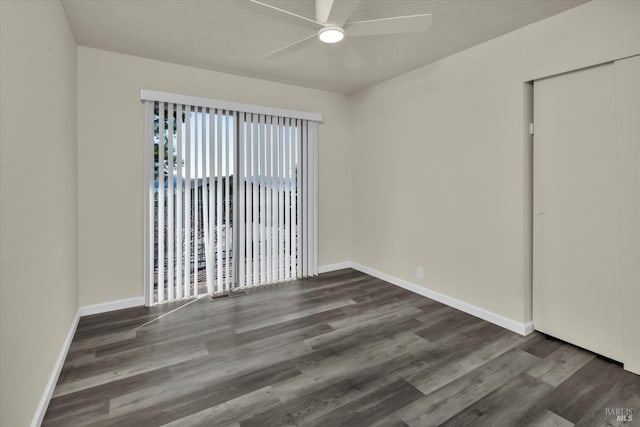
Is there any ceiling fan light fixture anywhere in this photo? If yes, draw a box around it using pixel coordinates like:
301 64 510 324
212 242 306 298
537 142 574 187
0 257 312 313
318 26 344 44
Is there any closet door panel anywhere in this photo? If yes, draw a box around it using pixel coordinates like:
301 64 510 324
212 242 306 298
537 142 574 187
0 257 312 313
616 55 640 374
533 62 623 361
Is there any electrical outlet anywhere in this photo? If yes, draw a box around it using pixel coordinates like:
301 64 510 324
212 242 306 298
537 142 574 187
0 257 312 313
416 266 424 279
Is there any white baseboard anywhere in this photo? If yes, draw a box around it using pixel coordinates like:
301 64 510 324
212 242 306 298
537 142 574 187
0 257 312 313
318 261 353 274
320 261 534 337
79 296 145 316
521 322 535 335
31 308 80 427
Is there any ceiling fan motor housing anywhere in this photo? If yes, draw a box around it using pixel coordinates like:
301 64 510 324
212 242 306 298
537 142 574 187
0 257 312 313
318 26 345 43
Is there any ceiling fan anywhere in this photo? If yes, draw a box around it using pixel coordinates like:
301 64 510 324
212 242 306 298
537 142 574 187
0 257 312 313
249 0 433 61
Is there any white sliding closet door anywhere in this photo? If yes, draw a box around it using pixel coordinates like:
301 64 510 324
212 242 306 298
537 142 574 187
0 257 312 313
615 56 640 374
533 61 634 363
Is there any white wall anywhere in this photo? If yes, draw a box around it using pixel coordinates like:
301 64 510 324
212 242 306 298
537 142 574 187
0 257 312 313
77 47 352 306
0 1 78 426
350 0 640 325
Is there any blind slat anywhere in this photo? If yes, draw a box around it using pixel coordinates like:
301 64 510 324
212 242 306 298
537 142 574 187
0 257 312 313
238 112 246 289
176 104 183 300
144 101 155 307
167 103 175 302
224 112 231 292
278 117 285 281
301 120 307 277
158 102 165 304
216 110 223 290
184 106 192 298
203 108 212 294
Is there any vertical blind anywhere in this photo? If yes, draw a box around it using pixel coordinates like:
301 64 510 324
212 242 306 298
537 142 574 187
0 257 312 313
237 113 318 287
143 92 320 306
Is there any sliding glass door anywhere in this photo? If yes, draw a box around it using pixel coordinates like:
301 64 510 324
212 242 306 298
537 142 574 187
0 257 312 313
144 94 318 306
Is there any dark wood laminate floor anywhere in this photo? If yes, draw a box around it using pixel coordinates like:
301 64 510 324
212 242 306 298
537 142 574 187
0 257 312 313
43 269 640 426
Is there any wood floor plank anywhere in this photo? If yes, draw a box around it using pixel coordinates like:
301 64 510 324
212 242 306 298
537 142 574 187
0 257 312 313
406 328 533 396
42 398 109 427
93 325 233 359
299 379 424 427
325 297 428 331
573 371 640 426
512 405 574 427
273 334 429 408
309 310 424 351
370 415 410 427
349 283 417 303
414 310 481 342
43 269 640 426
232 298 357 334
103 366 301 426
520 333 565 359
205 323 334 357
75 302 183 332
53 340 209 398
537 357 631 424
107 341 316 416
397 349 539 426
271 331 428 403
69 329 137 354
405 321 521 381
241 377 367 426
42 368 171 426
526 343 595 387
438 373 554 426
72 303 188 339
412 306 461 331
412 297 449 313
159 386 281 427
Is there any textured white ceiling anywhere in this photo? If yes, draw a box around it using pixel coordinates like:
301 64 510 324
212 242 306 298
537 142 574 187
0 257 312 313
61 0 589 94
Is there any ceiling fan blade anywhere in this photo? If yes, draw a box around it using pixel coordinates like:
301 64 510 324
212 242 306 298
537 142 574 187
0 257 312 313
324 0 359 26
345 14 432 37
249 0 322 30
263 33 318 59
338 39 366 70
